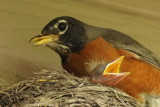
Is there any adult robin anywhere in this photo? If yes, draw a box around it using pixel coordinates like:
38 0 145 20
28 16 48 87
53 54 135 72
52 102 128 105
30 16 160 100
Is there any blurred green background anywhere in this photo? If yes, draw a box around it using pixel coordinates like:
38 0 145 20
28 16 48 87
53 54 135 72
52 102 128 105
0 0 160 86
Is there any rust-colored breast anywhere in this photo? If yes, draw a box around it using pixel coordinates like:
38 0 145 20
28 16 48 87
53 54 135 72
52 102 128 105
62 37 120 76
116 54 160 99
62 37 160 99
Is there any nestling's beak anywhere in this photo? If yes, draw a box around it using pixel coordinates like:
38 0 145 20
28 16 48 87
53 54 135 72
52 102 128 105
29 34 59 46
103 56 126 74
91 56 130 86
102 56 130 85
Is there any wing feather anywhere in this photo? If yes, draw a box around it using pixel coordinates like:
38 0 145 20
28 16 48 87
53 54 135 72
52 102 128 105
102 29 160 69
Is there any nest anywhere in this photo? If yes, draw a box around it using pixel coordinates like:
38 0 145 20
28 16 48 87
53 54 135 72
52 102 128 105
0 69 141 107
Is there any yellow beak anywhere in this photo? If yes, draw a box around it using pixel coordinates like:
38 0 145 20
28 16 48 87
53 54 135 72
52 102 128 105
95 56 130 86
29 34 59 46
103 56 130 75
90 56 130 86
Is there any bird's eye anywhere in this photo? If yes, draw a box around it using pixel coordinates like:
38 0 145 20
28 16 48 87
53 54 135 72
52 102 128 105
58 22 67 31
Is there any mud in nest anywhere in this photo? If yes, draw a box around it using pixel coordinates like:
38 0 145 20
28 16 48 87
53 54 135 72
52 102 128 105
0 69 141 107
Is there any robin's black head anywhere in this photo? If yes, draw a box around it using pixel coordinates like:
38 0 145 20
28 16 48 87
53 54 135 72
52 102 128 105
30 16 89 57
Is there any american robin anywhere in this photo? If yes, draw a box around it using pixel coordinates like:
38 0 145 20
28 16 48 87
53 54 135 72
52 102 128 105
30 16 160 100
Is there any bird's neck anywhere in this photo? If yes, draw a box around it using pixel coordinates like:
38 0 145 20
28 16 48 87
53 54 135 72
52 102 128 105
84 24 108 39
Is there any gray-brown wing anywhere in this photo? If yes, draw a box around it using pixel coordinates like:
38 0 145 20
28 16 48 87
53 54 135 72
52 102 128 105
102 29 160 69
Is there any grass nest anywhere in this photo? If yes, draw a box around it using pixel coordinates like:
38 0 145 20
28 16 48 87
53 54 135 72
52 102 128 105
0 69 141 107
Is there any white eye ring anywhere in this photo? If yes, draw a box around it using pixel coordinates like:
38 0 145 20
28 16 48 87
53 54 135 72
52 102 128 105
54 20 68 35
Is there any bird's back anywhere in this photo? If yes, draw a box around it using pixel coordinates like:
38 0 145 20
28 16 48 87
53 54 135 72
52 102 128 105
85 24 160 69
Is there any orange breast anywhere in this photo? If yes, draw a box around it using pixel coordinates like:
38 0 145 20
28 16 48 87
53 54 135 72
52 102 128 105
62 37 160 99
63 37 120 76
116 57 160 99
